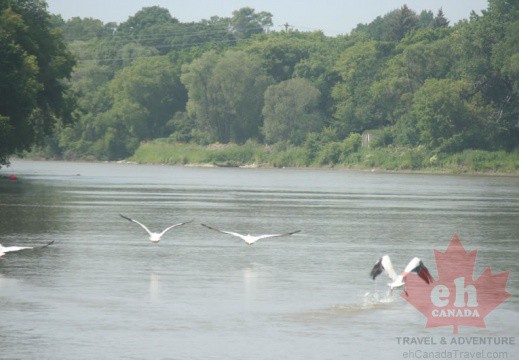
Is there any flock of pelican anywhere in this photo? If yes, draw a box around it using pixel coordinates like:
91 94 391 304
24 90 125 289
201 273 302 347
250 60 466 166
118 214 433 291
119 214 301 245
1 214 434 294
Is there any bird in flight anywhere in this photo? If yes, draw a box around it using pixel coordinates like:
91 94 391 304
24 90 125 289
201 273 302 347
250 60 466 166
201 224 300 245
0 241 54 258
120 214 192 243
370 255 433 295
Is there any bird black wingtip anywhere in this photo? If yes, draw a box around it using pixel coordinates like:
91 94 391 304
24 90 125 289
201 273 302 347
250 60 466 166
40 240 54 248
370 258 383 280
119 214 132 221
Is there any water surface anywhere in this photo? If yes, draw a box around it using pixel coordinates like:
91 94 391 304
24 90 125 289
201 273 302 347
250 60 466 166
1 160 518 359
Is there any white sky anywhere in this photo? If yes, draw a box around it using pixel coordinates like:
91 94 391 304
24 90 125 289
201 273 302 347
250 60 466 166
46 0 489 36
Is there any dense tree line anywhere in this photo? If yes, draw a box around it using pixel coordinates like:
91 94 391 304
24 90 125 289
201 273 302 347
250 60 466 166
1 0 517 165
0 0 74 165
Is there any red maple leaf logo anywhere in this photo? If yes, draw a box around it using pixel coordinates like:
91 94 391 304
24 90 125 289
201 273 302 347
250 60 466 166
403 234 510 333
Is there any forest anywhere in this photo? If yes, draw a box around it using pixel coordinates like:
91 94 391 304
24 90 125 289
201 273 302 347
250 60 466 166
1 0 518 172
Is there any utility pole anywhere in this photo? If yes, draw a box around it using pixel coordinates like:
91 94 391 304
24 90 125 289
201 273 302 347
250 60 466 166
282 22 292 32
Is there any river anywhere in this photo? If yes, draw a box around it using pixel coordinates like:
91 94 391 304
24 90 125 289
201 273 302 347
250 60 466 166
1 160 517 359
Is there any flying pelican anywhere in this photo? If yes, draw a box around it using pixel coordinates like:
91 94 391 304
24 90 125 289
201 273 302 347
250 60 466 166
201 224 300 245
0 241 54 258
120 214 192 243
370 255 434 295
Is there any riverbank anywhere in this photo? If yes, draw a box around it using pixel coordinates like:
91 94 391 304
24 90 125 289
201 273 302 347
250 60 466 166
128 139 519 175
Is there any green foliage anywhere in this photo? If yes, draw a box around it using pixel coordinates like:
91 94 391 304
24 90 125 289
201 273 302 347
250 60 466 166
61 17 112 41
110 56 186 140
14 1 518 172
230 7 272 40
263 78 323 145
130 139 518 173
182 50 271 144
130 139 270 166
0 0 74 165
410 79 490 152
332 40 391 135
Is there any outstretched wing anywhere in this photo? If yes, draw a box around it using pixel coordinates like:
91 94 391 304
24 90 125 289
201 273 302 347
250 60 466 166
201 224 245 239
2 246 33 253
370 255 399 281
405 257 434 284
36 240 54 249
370 257 384 280
120 214 153 236
2 241 53 253
256 230 301 240
159 220 193 236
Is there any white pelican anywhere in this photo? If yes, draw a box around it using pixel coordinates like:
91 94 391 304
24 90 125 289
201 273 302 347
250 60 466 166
370 255 433 294
0 241 54 258
120 214 192 243
201 224 300 245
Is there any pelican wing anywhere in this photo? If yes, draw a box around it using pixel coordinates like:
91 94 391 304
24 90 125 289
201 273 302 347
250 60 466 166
382 255 399 281
201 224 245 238
120 214 153 236
405 257 434 284
159 220 193 236
38 240 54 249
1 241 53 253
2 246 33 253
256 230 301 240
370 257 384 280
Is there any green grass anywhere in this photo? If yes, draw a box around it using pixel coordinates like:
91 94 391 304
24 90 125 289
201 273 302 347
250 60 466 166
129 139 519 174
130 139 269 166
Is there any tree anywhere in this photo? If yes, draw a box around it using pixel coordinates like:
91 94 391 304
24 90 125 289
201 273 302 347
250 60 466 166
243 34 310 82
410 79 490 152
0 0 74 166
109 56 187 141
61 17 112 41
449 0 519 150
230 7 272 40
263 78 323 144
352 5 419 41
117 6 178 35
332 41 389 136
417 10 434 29
371 36 455 128
182 50 271 143
433 8 450 29
387 5 419 41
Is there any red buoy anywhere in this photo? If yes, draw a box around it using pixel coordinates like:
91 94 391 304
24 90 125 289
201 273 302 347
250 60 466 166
9 174 17 180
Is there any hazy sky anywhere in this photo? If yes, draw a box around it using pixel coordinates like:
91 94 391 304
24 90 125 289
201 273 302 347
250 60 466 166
46 0 488 36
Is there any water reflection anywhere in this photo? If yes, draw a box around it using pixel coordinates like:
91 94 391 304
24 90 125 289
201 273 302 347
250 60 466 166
149 272 160 301
242 265 260 301
0 179 69 242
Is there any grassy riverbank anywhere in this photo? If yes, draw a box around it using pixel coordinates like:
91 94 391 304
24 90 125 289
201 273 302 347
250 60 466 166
129 139 519 174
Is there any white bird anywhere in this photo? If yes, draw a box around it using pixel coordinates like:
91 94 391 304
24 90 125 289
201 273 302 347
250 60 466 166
370 255 434 294
120 214 192 243
0 241 54 258
201 224 300 245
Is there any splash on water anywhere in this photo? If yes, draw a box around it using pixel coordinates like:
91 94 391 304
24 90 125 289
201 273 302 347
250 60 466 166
363 291 395 306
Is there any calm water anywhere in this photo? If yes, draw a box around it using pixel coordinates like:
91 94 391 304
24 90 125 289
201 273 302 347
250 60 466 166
1 160 518 359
